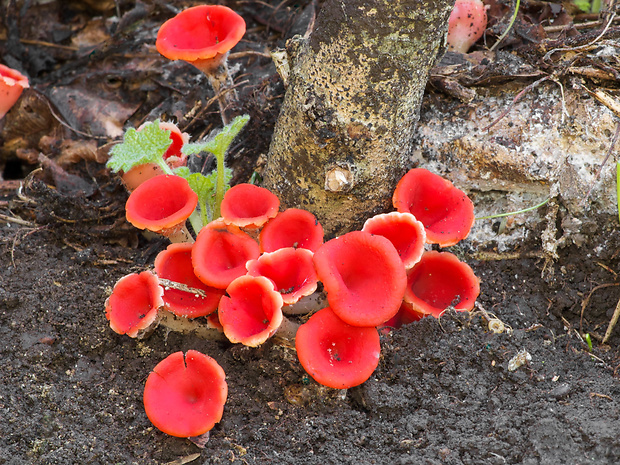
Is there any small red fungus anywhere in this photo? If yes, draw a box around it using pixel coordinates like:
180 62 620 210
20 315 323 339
143 350 227 438
0 64 29 119
105 271 164 338
125 174 198 243
218 275 284 347
393 168 475 247
313 230 407 327
220 183 280 229
156 5 246 124
154 243 225 318
447 0 488 53
362 212 426 269
156 5 245 73
259 208 324 253
246 247 318 305
295 307 381 389
192 219 260 289
404 250 480 318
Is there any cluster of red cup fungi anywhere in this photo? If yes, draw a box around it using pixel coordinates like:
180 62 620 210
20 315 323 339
103 1 483 443
105 162 480 439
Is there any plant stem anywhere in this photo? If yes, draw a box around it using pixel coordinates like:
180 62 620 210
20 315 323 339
490 0 520 51
476 197 550 220
214 149 225 219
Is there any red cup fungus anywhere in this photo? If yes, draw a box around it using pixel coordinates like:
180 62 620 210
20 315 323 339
0 64 29 119
192 218 260 289
220 183 280 229
447 0 488 53
218 275 284 347
143 350 227 438
105 270 164 338
154 243 225 318
156 5 246 124
125 174 198 243
404 250 480 318
259 208 324 253
393 168 475 248
313 230 407 327
362 211 426 269
295 307 381 389
246 247 318 305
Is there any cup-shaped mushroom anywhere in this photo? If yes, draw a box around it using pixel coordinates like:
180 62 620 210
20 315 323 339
125 175 198 243
313 230 407 327
0 64 29 119
154 243 225 318
393 168 474 248
220 183 280 229
143 350 227 438
295 307 381 389
192 219 260 289
259 208 324 253
246 247 318 305
404 251 480 318
156 5 246 74
362 212 426 269
105 271 164 338
218 275 284 347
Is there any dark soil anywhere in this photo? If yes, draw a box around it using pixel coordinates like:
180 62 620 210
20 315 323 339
2 1 620 464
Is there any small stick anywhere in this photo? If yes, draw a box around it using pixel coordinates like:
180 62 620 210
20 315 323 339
158 278 207 297
602 296 620 344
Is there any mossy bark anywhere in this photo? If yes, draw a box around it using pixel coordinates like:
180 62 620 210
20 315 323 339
263 0 453 237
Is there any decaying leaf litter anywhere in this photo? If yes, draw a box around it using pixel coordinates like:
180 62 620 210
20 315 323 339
1 1 620 463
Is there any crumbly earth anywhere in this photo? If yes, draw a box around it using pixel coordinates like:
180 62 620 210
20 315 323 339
1 223 620 465
1 1 620 464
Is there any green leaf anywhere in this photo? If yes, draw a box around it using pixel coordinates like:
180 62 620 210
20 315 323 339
177 168 233 225
106 120 173 174
182 114 250 159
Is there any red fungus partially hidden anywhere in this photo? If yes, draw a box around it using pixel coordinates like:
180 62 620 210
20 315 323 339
192 219 260 289
404 251 480 318
125 175 197 242
156 5 246 124
393 168 475 248
0 64 29 119
154 243 225 318
105 271 164 338
246 247 318 305
295 307 381 389
378 301 424 332
143 350 227 438
220 183 280 229
259 208 324 253
447 0 488 53
121 122 189 191
313 230 407 327
362 212 426 269
218 275 284 347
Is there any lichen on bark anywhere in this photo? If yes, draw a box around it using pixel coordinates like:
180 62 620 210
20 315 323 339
263 0 453 237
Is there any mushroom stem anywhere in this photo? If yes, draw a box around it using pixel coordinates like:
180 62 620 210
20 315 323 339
190 53 237 126
204 61 236 126
166 224 195 243
283 290 327 315
275 315 300 340
158 310 227 341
